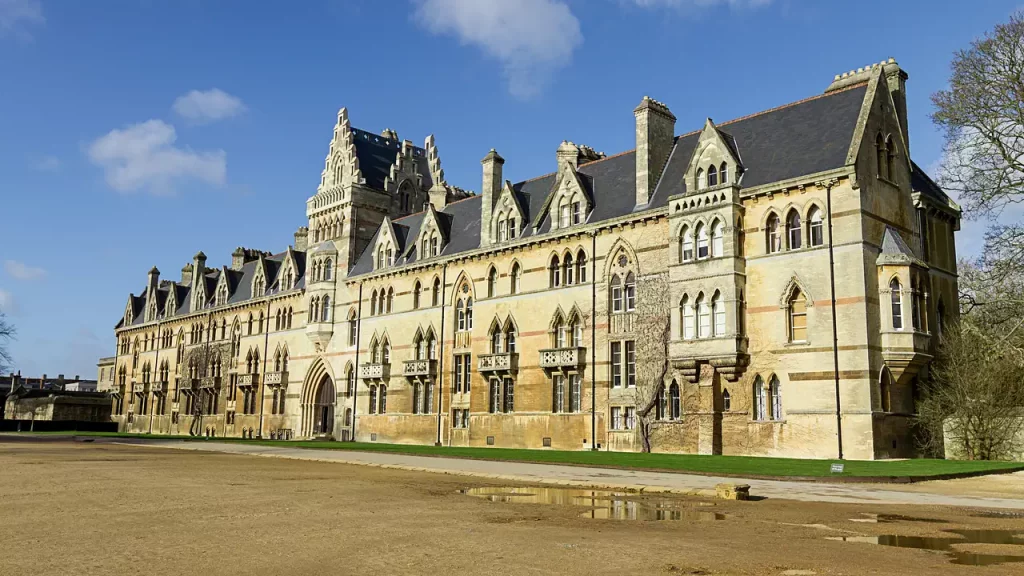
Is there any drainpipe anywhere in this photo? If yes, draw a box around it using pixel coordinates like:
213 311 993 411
112 333 120 430
823 178 844 460
436 263 448 446
350 281 363 441
590 231 597 450
258 298 271 439
149 319 161 435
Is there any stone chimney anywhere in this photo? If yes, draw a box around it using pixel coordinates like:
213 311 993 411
181 263 194 285
294 227 308 251
634 96 676 206
429 181 448 211
231 248 246 271
191 251 207 312
882 58 909 157
147 266 160 291
480 149 504 248
557 141 579 171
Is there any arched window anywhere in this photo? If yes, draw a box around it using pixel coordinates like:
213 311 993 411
413 280 421 309
466 298 473 330
487 268 497 298
769 375 782 421
507 217 517 240
696 168 705 190
386 247 393 266
413 381 422 414
370 290 378 316
348 310 357 346
681 295 694 340
570 316 582 347
707 164 718 187
890 278 903 330
911 278 922 331
553 314 566 348
564 253 574 285
559 200 570 228
378 385 387 414
550 255 561 287
258 312 264 334
382 340 391 364
669 381 681 420
885 135 896 182
624 272 636 311
722 388 731 411
432 277 441 306
456 300 465 331
576 250 587 283
879 368 892 412
753 375 767 421
719 162 728 185
696 223 709 259
506 324 517 352
808 206 823 247
498 216 508 242
491 328 503 354
680 225 693 262
696 293 710 338
510 263 521 294
712 291 725 336
369 385 377 414
386 287 394 313
346 366 355 396
711 219 724 257
610 275 623 312
766 213 781 254
876 133 887 180
789 288 807 342
786 210 801 250
324 259 333 281
321 295 330 322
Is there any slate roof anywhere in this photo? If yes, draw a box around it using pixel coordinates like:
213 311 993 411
910 161 955 206
349 84 870 279
877 225 922 266
351 128 433 191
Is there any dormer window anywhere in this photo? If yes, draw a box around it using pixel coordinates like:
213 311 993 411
720 162 729 185
216 284 228 306
571 202 581 225
696 168 705 190
559 202 570 228
707 165 718 187
507 218 517 239
254 275 266 297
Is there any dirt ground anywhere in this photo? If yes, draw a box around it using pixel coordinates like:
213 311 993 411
1 439 1022 576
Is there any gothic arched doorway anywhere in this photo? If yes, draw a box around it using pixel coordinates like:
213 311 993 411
313 374 336 436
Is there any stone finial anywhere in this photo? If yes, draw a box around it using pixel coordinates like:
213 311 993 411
149 266 160 275
194 251 206 260
381 128 398 140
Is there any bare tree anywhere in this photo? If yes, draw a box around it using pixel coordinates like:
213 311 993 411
917 321 1024 460
0 310 13 374
631 272 671 452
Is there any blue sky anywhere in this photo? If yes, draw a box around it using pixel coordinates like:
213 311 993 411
0 0 1019 378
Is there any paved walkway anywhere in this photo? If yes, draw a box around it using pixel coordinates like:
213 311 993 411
126 440 1024 510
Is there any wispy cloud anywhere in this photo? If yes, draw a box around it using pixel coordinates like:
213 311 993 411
31 155 60 172
0 288 15 315
4 259 45 281
0 0 43 39
172 89 247 124
413 0 582 99
87 119 226 195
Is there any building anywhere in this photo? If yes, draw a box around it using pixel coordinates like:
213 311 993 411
105 59 959 459
2 372 110 428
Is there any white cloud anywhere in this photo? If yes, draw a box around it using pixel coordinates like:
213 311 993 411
87 119 227 195
631 0 772 7
414 0 582 99
172 88 247 124
4 259 45 280
0 289 15 315
0 0 43 38
31 155 60 172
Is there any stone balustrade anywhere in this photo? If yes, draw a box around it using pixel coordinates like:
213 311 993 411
402 359 436 378
264 371 286 386
478 352 518 373
358 363 390 380
237 373 255 386
539 347 586 369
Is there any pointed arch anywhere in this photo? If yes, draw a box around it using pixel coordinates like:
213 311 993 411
602 237 640 280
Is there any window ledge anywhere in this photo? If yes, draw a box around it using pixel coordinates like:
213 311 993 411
749 418 786 424
783 340 810 348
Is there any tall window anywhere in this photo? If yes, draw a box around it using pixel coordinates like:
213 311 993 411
507 218 517 239
487 268 497 297
786 210 801 250
625 341 636 388
611 275 623 312
552 375 565 413
753 375 767 421
559 203 570 228
911 279 922 331
624 273 636 311
489 379 501 413
550 255 561 287
808 206 823 247
680 226 693 262
510 263 522 294
890 278 903 330
321 296 331 322
348 311 357 346
669 381 681 420
696 168 704 190
564 254 574 285
719 162 728 185
611 342 622 388
681 295 694 340
503 378 514 413
413 281 421 309
576 251 587 283
766 214 781 254
453 354 471 393
385 288 394 313
880 368 892 412
432 278 441 306
789 288 807 342
696 223 709 259
696 294 710 338
324 258 333 281
769 375 782 421
712 291 725 336
711 219 724 257
707 164 718 187
569 374 581 412
611 407 622 430
498 217 508 242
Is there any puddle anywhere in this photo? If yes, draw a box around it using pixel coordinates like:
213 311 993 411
828 529 1024 566
849 513 943 524
460 486 723 522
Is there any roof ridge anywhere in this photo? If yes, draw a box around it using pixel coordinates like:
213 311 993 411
717 81 868 129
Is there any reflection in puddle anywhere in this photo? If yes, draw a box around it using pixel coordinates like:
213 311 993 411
828 529 1024 566
849 513 943 524
459 486 723 522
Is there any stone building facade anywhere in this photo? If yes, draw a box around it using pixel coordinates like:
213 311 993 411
106 59 959 459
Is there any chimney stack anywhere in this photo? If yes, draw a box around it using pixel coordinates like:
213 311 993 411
556 141 579 171
181 263 193 285
480 149 504 248
294 227 308 252
231 247 246 271
882 58 909 157
147 266 160 291
634 96 676 207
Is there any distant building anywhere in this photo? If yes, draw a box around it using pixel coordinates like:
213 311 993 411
2 372 110 425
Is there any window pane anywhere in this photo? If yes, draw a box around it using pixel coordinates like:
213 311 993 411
611 342 621 388
625 341 636 388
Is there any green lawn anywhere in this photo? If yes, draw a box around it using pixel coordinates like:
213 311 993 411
18 431 1024 479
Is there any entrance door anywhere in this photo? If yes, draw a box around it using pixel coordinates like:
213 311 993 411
313 374 336 436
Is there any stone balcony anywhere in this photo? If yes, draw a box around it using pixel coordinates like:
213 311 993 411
670 335 749 382
539 347 586 370
200 376 221 389
881 329 932 382
402 359 437 379
131 382 145 393
478 352 518 374
264 371 287 386
237 373 256 386
358 363 390 380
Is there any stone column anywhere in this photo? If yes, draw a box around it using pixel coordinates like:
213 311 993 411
696 364 722 455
